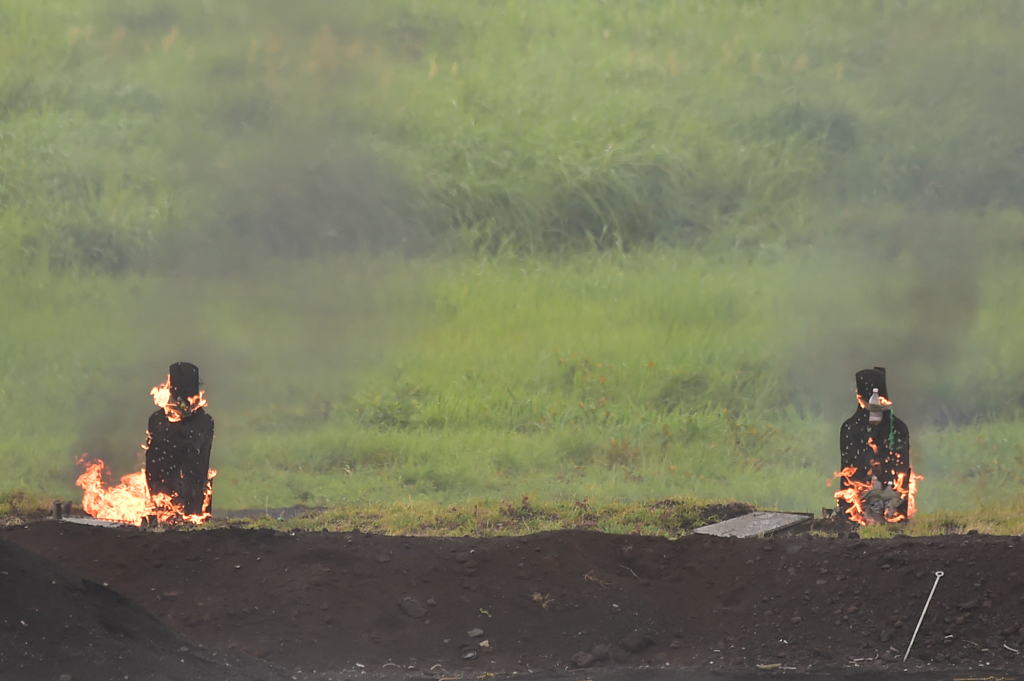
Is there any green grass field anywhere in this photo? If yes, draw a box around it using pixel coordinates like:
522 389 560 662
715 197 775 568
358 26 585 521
2 1 1024 523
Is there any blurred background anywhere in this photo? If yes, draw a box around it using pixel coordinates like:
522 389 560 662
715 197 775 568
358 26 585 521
2 0 1023 512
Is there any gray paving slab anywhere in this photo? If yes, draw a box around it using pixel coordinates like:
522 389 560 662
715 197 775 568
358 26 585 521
692 511 813 538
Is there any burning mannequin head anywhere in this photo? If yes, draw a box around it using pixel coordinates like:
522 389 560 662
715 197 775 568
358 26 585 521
152 362 208 423
855 367 892 424
168 362 202 400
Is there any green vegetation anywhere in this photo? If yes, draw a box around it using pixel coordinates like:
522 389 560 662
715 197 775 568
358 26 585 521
2 1 1024 522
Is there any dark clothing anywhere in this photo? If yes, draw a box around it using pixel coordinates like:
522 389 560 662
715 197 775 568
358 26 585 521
839 408 911 514
145 408 215 515
855 367 890 401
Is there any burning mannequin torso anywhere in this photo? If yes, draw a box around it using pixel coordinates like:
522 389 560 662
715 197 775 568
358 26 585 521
145 362 215 517
837 367 914 524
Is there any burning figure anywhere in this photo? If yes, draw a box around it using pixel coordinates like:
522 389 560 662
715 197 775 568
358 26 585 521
145 362 215 516
835 367 917 525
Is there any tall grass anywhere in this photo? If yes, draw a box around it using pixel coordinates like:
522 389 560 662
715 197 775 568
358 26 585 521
4 250 1024 515
3 1 1024 519
4 1 1024 267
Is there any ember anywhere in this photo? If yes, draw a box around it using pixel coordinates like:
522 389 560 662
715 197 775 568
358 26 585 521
75 361 216 526
831 367 920 525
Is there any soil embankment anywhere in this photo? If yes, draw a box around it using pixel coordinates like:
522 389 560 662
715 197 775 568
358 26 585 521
3 522 1023 679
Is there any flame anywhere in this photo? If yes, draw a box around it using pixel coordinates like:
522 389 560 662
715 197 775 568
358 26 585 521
150 375 207 423
856 394 893 410
75 456 216 526
831 466 871 525
830 465 922 526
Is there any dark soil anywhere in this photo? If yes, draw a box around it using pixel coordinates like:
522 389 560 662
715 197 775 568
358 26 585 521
0 536 286 681
4 520 1024 681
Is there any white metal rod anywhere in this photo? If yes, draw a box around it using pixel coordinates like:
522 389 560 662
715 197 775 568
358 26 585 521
903 570 944 664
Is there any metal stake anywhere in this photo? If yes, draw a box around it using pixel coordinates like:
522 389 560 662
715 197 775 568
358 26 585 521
903 571 944 664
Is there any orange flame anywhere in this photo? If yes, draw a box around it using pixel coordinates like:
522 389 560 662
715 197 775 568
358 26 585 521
75 457 216 526
830 466 922 526
151 375 207 423
856 394 893 410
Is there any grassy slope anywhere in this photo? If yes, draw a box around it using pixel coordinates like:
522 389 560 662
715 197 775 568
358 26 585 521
4 251 1024 515
4 1 1024 264
2 1 1024 520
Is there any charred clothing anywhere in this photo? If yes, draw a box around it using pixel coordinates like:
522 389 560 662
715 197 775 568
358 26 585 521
145 408 214 515
839 367 912 517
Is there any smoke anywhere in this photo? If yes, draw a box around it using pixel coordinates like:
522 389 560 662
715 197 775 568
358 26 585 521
69 124 437 477
160 124 438 270
783 209 982 426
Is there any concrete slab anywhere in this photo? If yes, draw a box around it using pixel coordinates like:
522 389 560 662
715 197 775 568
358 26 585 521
61 516 130 529
692 511 813 538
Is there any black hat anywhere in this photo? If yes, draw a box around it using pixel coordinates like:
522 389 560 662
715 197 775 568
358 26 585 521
855 367 888 400
168 362 201 400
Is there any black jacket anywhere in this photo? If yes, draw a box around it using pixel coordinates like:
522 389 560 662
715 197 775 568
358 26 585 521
145 408 215 515
839 408 911 488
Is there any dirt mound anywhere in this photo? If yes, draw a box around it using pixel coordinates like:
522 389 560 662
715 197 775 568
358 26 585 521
5 521 1024 678
0 536 285 681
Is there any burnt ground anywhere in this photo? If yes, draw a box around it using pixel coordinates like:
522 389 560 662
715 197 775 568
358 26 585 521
3 520 1024 681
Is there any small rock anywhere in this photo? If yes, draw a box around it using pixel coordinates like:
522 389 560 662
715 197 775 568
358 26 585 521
426 598 437 607
880 629 894 643
58 676 72 681
571 651 594 668
669 640 680 649
791 616 802 625
619 632 654 653
399 597 428 619
959 600 979 611
467 628 485 638
590 644 610 661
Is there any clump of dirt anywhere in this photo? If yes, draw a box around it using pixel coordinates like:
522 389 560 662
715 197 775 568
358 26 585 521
695 501 757 525
6 521 1024 678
